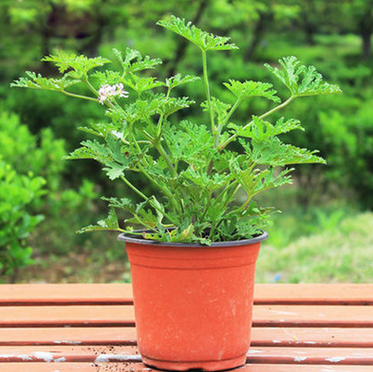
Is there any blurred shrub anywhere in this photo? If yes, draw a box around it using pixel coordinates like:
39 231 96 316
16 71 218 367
0 111 65 193
0 161 45 280
0 110 99 258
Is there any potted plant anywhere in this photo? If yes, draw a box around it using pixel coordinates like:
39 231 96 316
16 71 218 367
12 16 341 371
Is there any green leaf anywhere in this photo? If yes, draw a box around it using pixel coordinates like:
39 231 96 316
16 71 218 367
11 72 80 91
67 137 137 181
165 74 200 90
248 137 326 166
158 97 195 117
43 51 110 78
223 80 280 102
157 16 238 52
91 70 122 85
265 56 342 97
201 97 231 126
78 208 123 233
229 116 303 140
113 48 162 74
123 74 164 95
102 197 135 213
182 168 230 193
163 120 213 164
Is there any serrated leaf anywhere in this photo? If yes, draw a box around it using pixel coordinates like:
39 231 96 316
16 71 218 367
223 80 280 102
11 72 80 91
67 137 137 180
113 47 162 75
91 70 122 85
123 74 164 95
158 97 194 117
265 56 342 97
163 120 213 164
102 197 135 213
157 16 238 52
78 208 123 233
43 52 110 77
182 168 230 193
248 136 326 166
201 97 231 126
230 116 303 140
165 74 200 90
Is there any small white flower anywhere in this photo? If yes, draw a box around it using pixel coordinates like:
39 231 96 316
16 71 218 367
98 83 129 105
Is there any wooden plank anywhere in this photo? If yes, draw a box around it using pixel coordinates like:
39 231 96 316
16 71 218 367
251 327 373 347
245 347 373 365
0 346 372 365
1 327 373 348
254 284 373 305
1 284 373 305
0 328 137 346
2 363 373 372
0 305 135 327
0 305 372 328
254 305 373 328
0 284 133 306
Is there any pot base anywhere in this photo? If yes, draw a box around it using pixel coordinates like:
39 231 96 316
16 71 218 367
142 354 246 371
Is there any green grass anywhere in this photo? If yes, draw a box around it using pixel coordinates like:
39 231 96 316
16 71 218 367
256 212 373 283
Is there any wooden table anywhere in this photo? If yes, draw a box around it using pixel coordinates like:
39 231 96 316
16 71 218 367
0 283 372 371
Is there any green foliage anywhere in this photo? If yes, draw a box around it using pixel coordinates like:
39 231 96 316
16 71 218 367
0 112 65 192
157 15 238 52
11 71 80 92
165 74 201 90
229 116 304 141
223 80 280 102
112 48 162 74
14 16 341 244
0 110 99 266
0 161 45 278
265 56 342 97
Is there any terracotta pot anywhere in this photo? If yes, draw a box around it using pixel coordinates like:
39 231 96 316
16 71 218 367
118 231 268 371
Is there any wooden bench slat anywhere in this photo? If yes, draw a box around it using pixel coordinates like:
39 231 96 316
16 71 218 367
0 305 372 328
2 363 373 372
254 305 373 327
1 327 373 348
254 284 373 305
0 346 372 365
1 284 372 305
0 284 133 306
0 328 137 346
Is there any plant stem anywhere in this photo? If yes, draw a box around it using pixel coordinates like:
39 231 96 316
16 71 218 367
120 175 178 225
154 142 177 177
120 175 149 201
137 163 182 214
259 95 294 120
218 98 241 134
61 90 98 102
202 50 216 136
220 95 295 150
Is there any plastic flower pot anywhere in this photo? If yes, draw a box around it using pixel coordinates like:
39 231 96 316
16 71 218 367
118 231 268 371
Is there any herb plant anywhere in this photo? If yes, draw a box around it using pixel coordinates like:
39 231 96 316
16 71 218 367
12 16 341 244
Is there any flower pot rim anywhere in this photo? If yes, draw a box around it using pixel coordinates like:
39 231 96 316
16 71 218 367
118 229 268 248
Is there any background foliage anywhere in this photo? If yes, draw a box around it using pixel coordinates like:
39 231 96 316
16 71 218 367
1 0 373 282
